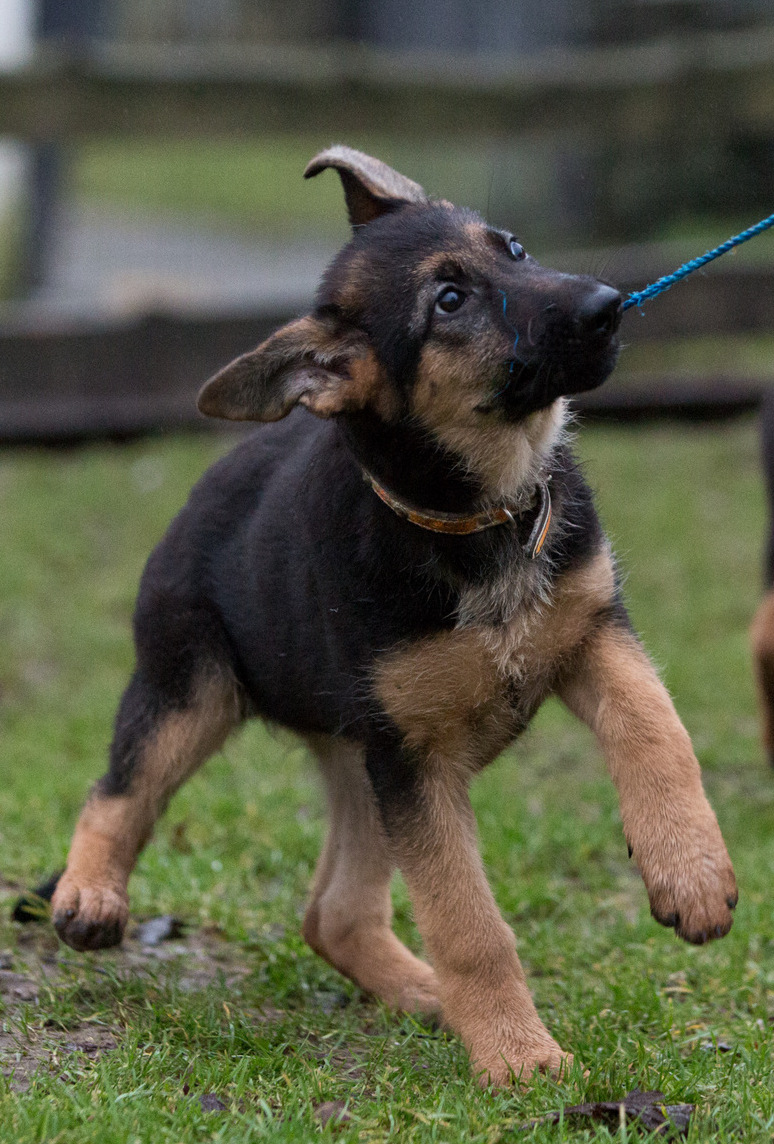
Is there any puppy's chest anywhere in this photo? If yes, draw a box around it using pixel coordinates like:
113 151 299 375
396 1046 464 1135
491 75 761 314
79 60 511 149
373 551 614 760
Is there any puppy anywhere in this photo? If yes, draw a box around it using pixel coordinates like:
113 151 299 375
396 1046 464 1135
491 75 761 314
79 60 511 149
50 147 737 1086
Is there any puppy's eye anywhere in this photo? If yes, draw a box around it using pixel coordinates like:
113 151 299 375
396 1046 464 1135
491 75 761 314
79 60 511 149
435 286 466 314
508 238 526 261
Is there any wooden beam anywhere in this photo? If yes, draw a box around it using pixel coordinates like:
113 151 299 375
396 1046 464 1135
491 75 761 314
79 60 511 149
2 258 773 443
1 27 774 142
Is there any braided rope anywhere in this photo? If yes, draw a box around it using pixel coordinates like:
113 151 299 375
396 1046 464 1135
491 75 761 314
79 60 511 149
622 212 774 311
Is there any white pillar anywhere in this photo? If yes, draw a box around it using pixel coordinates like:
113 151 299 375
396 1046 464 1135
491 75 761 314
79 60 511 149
0 0 35 251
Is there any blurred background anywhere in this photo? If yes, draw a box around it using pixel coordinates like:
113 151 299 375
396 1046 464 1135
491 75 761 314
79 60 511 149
1 0 773 439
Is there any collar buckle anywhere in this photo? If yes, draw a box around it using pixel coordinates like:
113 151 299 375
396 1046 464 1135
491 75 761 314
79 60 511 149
522 479 552 560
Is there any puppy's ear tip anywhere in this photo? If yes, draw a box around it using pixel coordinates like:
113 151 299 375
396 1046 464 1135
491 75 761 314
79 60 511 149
197 373 230 419
304 145 360 181
196 390 217 419
196 387 213 416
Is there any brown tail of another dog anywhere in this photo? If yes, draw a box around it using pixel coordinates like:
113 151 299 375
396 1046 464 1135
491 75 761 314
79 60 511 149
751 392 774 766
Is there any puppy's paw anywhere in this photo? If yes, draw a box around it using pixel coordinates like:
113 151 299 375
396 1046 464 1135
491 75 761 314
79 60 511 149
390 967 442 1018
636 830 738 945
473 1037 573 1088
51 874 128 951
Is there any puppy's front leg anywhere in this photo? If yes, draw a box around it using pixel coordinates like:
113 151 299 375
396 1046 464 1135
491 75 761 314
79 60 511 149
558 624 737 943
366 740 568 1087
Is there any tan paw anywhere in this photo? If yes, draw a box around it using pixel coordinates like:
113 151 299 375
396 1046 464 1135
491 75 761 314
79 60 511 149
52 873 128 951
473 1038 573 1088
304 912 442 1016
635 826 738 945
386 964 441 1017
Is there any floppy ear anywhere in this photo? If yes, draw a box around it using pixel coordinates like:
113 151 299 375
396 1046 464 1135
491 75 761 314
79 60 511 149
304 145 426 227
197 314 385 422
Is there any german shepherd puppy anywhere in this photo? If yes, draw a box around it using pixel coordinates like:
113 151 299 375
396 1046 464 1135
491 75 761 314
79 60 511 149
50 148 737 1085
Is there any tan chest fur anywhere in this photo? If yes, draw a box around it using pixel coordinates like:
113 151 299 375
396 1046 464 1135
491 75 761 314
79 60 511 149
373 550 615 770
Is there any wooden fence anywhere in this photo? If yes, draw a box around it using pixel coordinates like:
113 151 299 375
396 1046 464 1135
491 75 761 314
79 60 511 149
2 30 774 144
1 256 772 443
1 27 774 441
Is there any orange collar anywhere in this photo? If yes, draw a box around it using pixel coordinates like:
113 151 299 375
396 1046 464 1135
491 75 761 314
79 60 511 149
362 471 552 559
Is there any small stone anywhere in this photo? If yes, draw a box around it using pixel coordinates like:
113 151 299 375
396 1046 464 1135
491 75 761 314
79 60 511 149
134 916 186 946
315 1100 351 1127
198 1093 227 1113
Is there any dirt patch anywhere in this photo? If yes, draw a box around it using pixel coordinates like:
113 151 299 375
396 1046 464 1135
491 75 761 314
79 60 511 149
0 922 262 1092
9 919 253 991
0 1026 119 1093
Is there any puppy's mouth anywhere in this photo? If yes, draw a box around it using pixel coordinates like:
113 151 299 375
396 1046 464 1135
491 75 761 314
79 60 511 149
481 343 619 420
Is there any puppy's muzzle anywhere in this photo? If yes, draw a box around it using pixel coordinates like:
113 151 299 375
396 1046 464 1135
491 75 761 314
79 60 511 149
572 283 623 343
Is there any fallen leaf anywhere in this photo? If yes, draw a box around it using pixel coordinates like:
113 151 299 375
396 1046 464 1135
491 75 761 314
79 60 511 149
519 1089 694 1136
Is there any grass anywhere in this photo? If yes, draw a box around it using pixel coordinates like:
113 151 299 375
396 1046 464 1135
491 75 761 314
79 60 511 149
0 419 773 1140
70 137 510 239
70 137 774 260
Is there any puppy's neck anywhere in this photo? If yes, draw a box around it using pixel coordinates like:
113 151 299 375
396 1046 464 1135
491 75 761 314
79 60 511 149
431 399 569 510
339 410 484 516
341 400 567 520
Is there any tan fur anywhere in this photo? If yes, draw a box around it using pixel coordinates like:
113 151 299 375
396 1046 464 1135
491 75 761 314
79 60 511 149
480 547 617 679
411 244 491 286
376 550 617 762
375 627 516 765
301 736 439 1014
198 316 381 423
339 349 400 422
52 672 240 950
384 760 569 1086
412 340 567 503
558 627 737 942
750 588 774 760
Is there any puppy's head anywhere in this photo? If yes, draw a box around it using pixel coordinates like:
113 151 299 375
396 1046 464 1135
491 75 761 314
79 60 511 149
199 147 621 490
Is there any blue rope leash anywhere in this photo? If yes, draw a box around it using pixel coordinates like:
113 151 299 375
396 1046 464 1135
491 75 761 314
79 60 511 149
622 211 774 312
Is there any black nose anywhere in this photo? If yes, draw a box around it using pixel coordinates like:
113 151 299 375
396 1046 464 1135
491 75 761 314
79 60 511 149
574 284 622 340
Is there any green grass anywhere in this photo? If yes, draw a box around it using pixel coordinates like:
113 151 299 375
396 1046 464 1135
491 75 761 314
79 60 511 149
71 137 508 239
70 137 774 263
1 420 773 1141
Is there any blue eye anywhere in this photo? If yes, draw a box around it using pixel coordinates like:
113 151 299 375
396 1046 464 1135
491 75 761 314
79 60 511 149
436 286 466 314
509 238 526 261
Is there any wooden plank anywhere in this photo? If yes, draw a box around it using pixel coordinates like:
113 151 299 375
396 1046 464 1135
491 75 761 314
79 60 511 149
2 254 774 443
618 267 774 341
1 376 763 445
573 378 764 422
1 27 774 142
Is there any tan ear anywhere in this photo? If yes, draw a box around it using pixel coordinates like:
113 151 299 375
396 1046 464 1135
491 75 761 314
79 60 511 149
304 145 426 226
197 315 384 422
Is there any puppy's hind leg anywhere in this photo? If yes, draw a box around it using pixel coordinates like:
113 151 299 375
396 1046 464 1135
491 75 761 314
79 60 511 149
302 736 440 1016
53 667 241 951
